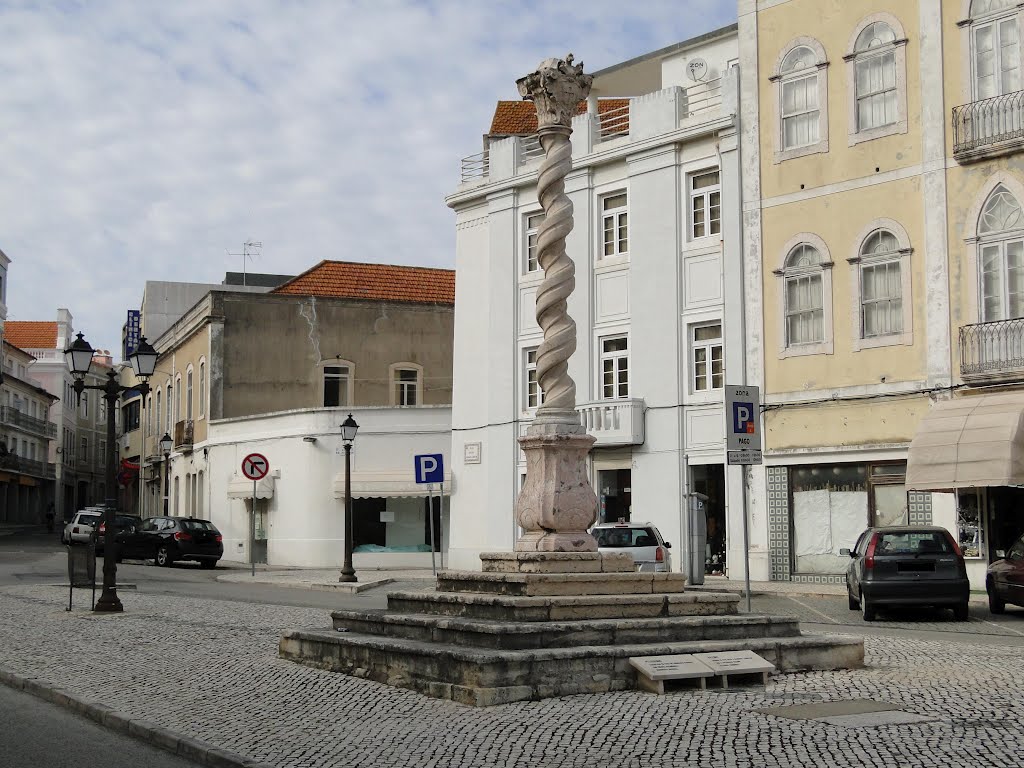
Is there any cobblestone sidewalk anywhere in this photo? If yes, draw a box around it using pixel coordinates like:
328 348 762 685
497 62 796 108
1 584 1021 768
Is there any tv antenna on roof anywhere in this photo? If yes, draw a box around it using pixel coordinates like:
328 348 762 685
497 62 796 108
226 240 262 286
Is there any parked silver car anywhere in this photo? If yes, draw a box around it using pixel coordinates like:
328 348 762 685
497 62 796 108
62 509 103 545
592 521 672 572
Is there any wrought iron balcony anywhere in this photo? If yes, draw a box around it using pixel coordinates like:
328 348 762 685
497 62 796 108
960 319 1024 382
576 398 645 446
953 90 1024 162
0 406 57 438
174 419 194 451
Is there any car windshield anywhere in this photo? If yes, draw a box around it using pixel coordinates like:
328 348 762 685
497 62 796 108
876 531 952 555
181 520 218 532
594 527 658 548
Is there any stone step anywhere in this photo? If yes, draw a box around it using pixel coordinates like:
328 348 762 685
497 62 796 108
479 551 635 574
330 609 801 650
435 570 687 597
279 628 864 707
385 590 739 622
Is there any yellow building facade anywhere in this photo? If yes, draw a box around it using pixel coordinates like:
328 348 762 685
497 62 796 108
739 0 1024 587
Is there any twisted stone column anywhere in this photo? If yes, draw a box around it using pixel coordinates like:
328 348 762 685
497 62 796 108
513 55 600 552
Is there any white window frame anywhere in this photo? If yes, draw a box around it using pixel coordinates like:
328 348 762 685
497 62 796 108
524 211 543 275
323 360 354 407
691 322 724 393
848 219 914 350
965 0 1023 101
174 374 182 426
155 390 162 436
599 336 629 400
198 359 206 419
774 233 834 358
771 37 830 163
389 363 423 406
524 347 543 410
845 14 909 146
600 192 629 260
80 392 88 419
186 366 194 421
689 169 721 241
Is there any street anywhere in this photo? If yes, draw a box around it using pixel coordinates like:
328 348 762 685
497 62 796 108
3 527 1024 767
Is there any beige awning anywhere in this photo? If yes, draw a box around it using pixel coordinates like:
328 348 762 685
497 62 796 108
333 470 453 499
227 474 275 499
906 393 1024 491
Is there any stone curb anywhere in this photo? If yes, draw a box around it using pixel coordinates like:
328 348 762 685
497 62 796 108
0 666 276 768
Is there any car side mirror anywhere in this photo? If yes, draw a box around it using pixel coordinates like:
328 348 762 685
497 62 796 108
664 542 672 549
996 549 1006 559
840 548 852 557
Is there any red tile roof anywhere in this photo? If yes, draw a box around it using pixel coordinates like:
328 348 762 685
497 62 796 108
272 261 455 305
5 321 57 349
489 99 629 135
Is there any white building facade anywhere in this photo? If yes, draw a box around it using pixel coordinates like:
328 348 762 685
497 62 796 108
446 27 765 578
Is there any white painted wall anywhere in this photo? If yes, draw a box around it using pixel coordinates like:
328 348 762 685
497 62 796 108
185 405 451 568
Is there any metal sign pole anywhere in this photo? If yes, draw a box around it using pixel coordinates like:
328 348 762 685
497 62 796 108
251 480 256 577
439 480 445 571
428 483 436 576
741 466 752 613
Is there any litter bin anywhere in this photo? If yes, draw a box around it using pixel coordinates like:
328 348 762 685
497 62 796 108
687 492 708 586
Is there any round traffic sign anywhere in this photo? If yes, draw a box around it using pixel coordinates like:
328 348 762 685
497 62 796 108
241 452 270 481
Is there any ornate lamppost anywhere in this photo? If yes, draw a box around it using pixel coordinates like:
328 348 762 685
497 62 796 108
513 55 599 552
338 413 360 582
159 432 173 515
64 332 158 612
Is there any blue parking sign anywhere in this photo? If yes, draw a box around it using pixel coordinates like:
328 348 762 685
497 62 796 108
414 454 444 484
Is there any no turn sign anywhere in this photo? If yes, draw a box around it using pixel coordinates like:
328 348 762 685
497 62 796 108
241 453 270 481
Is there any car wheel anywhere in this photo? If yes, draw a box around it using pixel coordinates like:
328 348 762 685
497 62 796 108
199 559 218 570
156 545 174 567
860 591 876 621
953 602 970 621
988 584 1006 615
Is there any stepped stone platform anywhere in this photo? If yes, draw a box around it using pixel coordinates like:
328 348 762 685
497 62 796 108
279 552 863 707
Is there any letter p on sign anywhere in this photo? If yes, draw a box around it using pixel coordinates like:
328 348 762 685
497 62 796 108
414 453 444 484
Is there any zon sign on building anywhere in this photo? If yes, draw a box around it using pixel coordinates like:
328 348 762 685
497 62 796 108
724 385 761 465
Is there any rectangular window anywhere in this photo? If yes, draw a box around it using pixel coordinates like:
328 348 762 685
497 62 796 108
525 348 543 409
975 19 1021 100
690 170 721 240
601 193 628 258
81 437 88 464
692 323 724 392
861 260 903 337
122 400 141 432
186 370 193 421
323 365 350 407
199 363 206 417
396 369 418 406
856 51 897 131
525 212 543 273
80 393 88 419
785 274 824 345
782 74 820 149
600 337 629 400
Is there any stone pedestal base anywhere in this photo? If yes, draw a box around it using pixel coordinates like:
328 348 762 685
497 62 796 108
514 426 598 553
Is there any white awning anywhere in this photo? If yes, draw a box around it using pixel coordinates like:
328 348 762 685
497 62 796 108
906 393 1024 491
227 474 275 499
332 470 454 499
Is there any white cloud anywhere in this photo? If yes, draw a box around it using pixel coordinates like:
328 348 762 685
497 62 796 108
0 0 735 352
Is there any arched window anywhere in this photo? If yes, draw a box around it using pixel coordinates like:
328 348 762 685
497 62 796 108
186 366 194 421
783 244 825 346
846 15 908 143
978 185 1024 320
969 0 1020 100
859 230 902 336
772 38 829 162
155 390 162 436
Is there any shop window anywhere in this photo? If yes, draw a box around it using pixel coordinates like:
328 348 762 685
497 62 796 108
957 488 986 559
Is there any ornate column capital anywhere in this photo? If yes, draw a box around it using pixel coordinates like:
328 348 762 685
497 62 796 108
516 54 594 133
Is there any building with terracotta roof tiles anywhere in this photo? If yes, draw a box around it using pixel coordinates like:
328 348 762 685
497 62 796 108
145 260 454 569
446 27 746 576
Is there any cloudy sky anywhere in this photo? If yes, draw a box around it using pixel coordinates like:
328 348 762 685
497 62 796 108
1 0 734 354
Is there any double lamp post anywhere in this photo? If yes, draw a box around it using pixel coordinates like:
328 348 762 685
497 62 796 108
64 331 158 613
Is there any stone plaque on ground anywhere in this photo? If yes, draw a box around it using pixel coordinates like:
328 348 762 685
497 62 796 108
629 654 714 693
691 650 775 688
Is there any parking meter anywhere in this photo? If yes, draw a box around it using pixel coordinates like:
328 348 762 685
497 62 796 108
688 492 708 586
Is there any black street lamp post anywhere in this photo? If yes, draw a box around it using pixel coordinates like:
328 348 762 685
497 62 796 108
64 333 158 613
338 413 359 583
160 432 172 515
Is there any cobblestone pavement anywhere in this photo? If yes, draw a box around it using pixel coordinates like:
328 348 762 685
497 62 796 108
3 584 1024 768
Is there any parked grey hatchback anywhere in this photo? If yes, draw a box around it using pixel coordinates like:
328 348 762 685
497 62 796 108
843 526 970 621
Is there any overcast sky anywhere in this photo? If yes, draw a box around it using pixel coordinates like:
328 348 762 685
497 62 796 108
2 0 734 354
